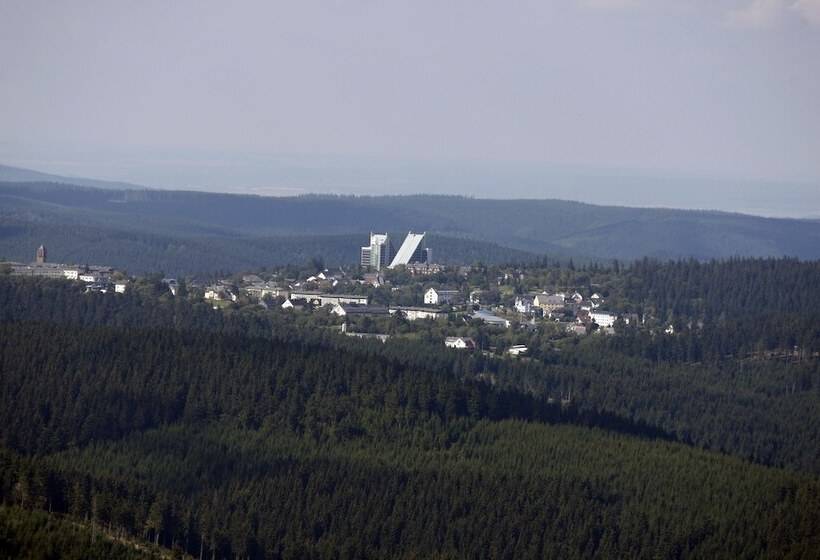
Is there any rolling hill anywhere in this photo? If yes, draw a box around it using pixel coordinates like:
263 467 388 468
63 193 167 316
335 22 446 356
2 180 820 275
0 163 148 191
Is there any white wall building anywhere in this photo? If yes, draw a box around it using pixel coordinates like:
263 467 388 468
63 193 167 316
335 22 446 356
244 283 288 300
444 337 475 350
289 291 368 307
514 296 534 314
205 287 237 302
424 287 460 305
590 311 617 328
389 306 446 321
389 231 430 269
361 233 392 271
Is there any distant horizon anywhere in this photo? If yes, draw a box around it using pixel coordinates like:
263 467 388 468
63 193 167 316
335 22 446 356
3 2 820 219
2 156 820 221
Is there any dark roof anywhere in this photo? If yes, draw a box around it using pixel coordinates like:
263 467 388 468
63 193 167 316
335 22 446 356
392 306 446 313
338 304 389 315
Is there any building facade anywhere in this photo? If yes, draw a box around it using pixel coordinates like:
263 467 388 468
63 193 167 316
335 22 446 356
590 311 617 328
445 337 476 350
534 294 566 313
424 288 461 305
289 291 368 307
389 232 430 269
360 233 392 271
389 306 447 321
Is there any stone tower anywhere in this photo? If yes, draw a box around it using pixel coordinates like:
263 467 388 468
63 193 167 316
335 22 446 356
36 245 46 264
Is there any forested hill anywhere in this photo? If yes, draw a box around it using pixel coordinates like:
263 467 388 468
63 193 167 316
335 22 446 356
1 275 819 558
0 182 537 275
0 164 146 190
3 181 820 275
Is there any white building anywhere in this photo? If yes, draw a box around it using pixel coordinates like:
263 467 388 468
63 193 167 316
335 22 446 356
424 287 461 305
63 269 79 281
507 345 528 356
244 283 288 300
444 337 476 350
514 296 534 314
590 311 617 328
163 278 178 296
289 291 368 307
590 293 604 308
389 306 447 321
361 233 392 271
389 232 430 269
205 287 237 302
84 283 108 294
114 282 128 294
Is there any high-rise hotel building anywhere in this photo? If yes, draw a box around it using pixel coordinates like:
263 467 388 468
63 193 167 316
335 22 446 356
360 233 393 270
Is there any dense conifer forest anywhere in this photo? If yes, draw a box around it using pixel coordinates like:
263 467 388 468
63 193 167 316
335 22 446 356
1 258 819 558
0 506 160 559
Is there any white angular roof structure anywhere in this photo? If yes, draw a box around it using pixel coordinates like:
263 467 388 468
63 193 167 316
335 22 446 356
370 233 389 245
389 232 426 268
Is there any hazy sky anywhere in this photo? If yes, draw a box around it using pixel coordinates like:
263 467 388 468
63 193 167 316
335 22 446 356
1 1 819 210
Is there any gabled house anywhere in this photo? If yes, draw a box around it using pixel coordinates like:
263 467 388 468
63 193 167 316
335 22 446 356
590 293 604 308
590 311 617 328
282 298 306 311
424 287 462 305
533 294 565 313
514 296 534 314
444 337 476 350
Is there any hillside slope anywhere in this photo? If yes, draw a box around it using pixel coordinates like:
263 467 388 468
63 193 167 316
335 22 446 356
1 280 818 558
3 182 820 273
0 164 147 191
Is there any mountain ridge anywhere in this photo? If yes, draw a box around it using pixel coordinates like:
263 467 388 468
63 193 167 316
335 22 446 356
0 163 149 191
3 179 820 273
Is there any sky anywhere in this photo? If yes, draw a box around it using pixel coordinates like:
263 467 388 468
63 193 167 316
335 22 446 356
1 1 819 215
